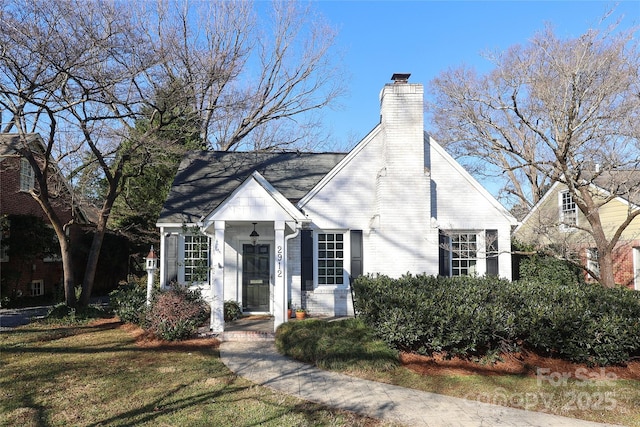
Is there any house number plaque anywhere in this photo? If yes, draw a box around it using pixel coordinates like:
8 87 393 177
277 245 283 277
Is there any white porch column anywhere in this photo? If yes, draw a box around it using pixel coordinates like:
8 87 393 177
274 221 286 331
158 228 166 288
210 221 225 333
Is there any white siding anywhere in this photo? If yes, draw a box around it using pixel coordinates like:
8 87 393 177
429 138 515 279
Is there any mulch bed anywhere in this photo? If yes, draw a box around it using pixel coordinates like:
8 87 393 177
400 350 640 380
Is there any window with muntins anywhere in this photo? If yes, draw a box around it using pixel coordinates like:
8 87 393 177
560 191 577 229
586 248 599 280
30 280 44 297
184 235 209 282
318 233 344 285
450 232 477 276
20 158 35 192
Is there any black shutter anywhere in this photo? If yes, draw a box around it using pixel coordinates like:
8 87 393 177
438 231 450 277
486 229 499 276
165 234 178 285
301 229 314 291
350 230 363 279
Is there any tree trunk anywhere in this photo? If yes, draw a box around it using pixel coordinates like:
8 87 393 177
79 213 108 307
59 236 76 307
598 247 616 289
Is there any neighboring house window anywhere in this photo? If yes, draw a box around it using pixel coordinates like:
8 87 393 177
450 232 478 276
560 191 577 230
317 233 344 285
43 227 62 262
184 235 209 282
30 280 44 297
20 158 35 192
0 218 9 262
586 248 599 280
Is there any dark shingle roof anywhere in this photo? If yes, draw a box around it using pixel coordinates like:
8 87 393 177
158 151 347 224
592 170 640 206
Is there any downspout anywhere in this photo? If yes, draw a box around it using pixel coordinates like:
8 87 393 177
283 223 301 324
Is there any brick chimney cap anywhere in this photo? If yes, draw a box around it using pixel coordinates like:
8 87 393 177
391 73 411 83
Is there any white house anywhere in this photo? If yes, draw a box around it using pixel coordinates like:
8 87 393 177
156 74 518 332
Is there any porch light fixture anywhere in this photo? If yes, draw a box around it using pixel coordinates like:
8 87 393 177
250 222 259 246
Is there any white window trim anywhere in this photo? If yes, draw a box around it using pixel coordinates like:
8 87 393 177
314 230 349 289
20 158 35 192
180 233 210 285
443 230 487 277
30 279 44 297
559 190 578 232
585 248 599 281
633 247 640 291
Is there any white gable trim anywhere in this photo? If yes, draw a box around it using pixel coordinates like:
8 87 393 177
515 180 640 234
298 125 382 208
202 171 308 225
513 182 560 234
429 135 518 225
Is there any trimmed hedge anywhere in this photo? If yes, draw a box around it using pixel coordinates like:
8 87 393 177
352 274 640 365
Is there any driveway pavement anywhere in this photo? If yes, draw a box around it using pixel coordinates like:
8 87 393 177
0 305 51 330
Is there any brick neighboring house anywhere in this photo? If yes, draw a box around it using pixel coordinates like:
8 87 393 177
0 133 90 302
156 74 518 333
514 175 640 289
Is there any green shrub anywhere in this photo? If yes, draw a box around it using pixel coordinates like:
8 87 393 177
518 252 585 286
145 285 208 341
109 280 148 325
43 302 109 325
352 274 640 365
224 300 242 322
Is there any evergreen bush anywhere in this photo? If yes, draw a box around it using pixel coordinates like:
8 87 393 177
352 274 640 365
109 280 147 325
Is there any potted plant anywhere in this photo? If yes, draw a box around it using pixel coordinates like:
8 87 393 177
287 300 293 319
295 307 306 320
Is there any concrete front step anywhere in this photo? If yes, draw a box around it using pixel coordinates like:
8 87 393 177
220 331 275 342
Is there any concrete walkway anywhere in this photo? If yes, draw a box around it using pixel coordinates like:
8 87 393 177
220 341 619 427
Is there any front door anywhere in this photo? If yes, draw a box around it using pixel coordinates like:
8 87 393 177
242 244 270 312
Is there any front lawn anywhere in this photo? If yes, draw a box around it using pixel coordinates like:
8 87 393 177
276 318 640 426
0 318 391 427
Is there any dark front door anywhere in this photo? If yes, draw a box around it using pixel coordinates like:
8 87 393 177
242 244 270 312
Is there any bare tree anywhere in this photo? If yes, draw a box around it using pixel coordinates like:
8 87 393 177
427 15 640 288
0 0 343 306
143 0 344 151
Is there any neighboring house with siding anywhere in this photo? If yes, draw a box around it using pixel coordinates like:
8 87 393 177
156 74 518 332
513 175 640 289
0 133 89 302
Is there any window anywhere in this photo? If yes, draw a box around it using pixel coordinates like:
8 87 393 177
20 158 35 192
560 191 577 230
450 232 478 276
0 218 9 262
30 280 44 297
184 235 209 282
317 233 344 285
586 248 599 280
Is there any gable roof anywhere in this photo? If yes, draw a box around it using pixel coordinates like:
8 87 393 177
427 134 518 225
515 171 640 234
0 133 44 158
157 151 347 225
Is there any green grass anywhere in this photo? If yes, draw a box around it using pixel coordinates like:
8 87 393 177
276 318 640 427
0 318 394 427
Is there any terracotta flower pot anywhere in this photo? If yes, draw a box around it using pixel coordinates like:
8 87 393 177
295 311 306 320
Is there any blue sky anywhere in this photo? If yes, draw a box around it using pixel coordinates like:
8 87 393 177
314 1 640 150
